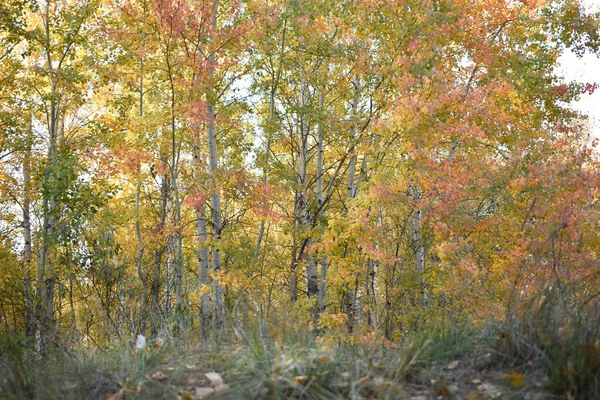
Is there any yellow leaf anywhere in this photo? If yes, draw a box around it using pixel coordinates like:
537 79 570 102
506 371 525 388
178 390 194 400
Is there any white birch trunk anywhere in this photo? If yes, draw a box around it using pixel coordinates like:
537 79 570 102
206 0 224 334
23 115 35 338
411 187 425 306
193 127 211 339
344 77 361 332
297 82 318 301
315 91 328 313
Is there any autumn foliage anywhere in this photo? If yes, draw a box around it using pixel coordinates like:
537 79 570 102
0 0 599 357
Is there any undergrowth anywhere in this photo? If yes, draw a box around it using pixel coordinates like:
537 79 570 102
1 297 599 400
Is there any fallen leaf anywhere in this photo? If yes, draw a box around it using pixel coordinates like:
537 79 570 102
205 372 224 387
178 390 194 400
477 383 502 399
446 360 460 370
292 376 309 384
466 392 483 400
506 370 525 388
355 376 370 386
186 375 200 386
194 387 215 399
152 372 168 381
215 383 229 391
103 391 121 400
433 380 450 396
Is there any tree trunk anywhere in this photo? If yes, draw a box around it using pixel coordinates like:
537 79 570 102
297 82 318 304
254 14 287 259
315 91 328 314
165 40 184 324
204 0 224 336
164 234 174 315
344 77 361 333
135 175 148 320
289 214 298 302
255 33 285 258
194 142 211 339
152 171 169 319
411 187 425 306
135 49 149 327
371 205 382 327
38 1 60 354
23 115 35 339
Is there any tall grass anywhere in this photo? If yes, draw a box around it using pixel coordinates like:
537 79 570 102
2 291 599 399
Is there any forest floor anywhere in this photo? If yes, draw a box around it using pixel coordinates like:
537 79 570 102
166 355 550 400
3 317 596 400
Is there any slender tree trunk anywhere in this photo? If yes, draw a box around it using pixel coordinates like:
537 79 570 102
289 211 298 302
372 205 382 327
411 187 425 306
152 172 168 318
23 115 35 339
140 18 166 318
136 52 149 318
135 175 148 319
254 19 286 257
24 279 34 337
136 48 149 326
38 121 57 350
315 91 328 314
344 77 361 333
194 128 211 339
254 87 275 260
297 82 318 305
203 0 224 335
347 78 361 198
38 1 60 354
164 234 174 315
166 47 184 323
254 14 287 259
173 171 184 324
412 211 424 270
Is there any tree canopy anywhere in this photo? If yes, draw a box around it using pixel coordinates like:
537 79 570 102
0 0 599 352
